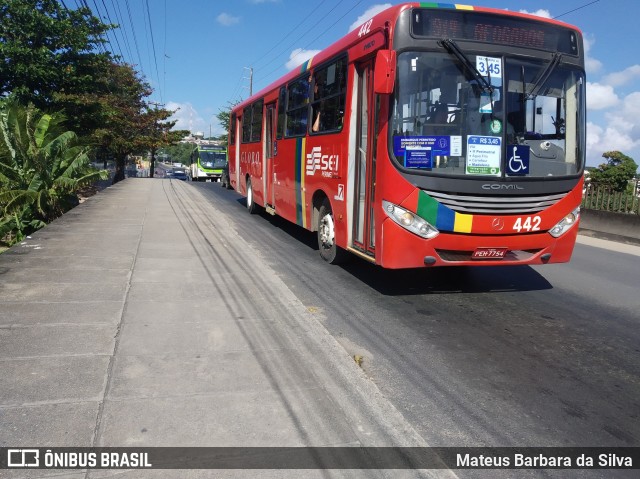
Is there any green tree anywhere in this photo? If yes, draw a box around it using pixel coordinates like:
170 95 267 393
0 0 113 108
0 1 185 187
215 101 239 145
139 106 189 178
589 151 638 192
216 109 231 145
79 62 187 183
88 63 148 183
0 100 107 243
160 143 196 166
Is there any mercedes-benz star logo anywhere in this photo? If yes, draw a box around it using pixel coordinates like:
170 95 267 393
492 218 505 231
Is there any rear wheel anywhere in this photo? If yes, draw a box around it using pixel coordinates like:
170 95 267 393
317 199 348 264
246 178 258 214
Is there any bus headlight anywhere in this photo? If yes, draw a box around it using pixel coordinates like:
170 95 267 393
382 200 439 239
549 207 580 238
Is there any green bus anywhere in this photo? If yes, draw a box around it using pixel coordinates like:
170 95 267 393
189 144 227 182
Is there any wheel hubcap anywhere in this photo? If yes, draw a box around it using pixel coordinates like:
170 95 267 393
320 214 335 248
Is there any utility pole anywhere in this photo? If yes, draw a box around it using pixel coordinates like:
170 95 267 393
148 101 165 179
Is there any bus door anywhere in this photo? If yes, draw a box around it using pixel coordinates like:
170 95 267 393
264 103 277 209
352 60 377 256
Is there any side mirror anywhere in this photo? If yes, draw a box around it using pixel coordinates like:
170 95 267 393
374 50 396 95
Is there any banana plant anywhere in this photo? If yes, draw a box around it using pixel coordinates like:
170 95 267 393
0 99 107 244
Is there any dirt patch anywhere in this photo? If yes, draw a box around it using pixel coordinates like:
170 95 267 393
78 178 112 203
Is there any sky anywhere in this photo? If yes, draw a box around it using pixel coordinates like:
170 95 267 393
91 0 640 167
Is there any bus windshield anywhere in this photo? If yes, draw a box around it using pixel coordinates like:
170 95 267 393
391 51 585 178
199 150 227 169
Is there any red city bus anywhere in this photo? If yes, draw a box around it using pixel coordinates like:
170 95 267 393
228 3 586 269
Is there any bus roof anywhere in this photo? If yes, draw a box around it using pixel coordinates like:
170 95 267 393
233 2 582 113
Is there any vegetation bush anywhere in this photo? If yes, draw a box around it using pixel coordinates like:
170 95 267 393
0 99 108 246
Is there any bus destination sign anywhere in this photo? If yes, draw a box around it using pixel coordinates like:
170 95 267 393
412 9 579 55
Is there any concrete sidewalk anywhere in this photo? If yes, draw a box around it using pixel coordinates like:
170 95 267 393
0 179 447 478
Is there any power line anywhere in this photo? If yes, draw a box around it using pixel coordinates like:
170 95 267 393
231 1 330 102
142 0 163 103
298 0 365 58
250 0 328 69
80 0 108 55
254 0 345 76
553 0 600 19
230 73 248 103
257 0 365 87
109 0 135 63
95 0 126 62
163 0 167 105
123 0 145 71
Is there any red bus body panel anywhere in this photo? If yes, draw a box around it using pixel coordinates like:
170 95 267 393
229 3 584 269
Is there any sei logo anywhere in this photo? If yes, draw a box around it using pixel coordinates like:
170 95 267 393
306 147 339 177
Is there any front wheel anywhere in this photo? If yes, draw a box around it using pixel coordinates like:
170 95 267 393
221 169 232 189
317 199 348 264
246 178 258 214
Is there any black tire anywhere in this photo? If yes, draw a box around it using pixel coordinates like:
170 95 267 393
317 199 348 264
246 178 258 214
221 168 231 189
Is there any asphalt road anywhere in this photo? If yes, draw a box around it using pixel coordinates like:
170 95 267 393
188 180 640 478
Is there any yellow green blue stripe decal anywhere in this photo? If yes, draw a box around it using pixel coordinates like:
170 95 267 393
419 3 474 10
295 137 307 228
416 190 473 233
300 57 314 74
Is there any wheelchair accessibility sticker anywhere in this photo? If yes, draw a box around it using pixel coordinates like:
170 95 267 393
507 145 530 176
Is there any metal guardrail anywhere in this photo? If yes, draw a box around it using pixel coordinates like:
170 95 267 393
582 180 640 214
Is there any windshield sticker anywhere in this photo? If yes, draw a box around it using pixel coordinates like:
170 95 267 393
480 89 501 113
476 56 502 87
405 146 432 168
507 145 530 176
450 136 463 156
466 136 502 176
489 119 502 134
394 136 462 169
480 93 492 113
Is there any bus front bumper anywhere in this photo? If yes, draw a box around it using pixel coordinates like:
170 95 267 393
378 218 580 269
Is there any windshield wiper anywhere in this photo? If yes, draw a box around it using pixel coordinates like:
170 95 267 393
439 39 493 94
526 52 562 99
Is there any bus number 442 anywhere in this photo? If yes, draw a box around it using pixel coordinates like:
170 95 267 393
513 216 541 233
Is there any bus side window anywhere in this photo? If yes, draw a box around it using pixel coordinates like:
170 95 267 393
251 99 263 142
285 76 310 137
230 113 236 144
242 106 252 143
241 100 264 143
309 56 347 134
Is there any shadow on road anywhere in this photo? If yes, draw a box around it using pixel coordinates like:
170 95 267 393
342 262 553 296
242 201 553 296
